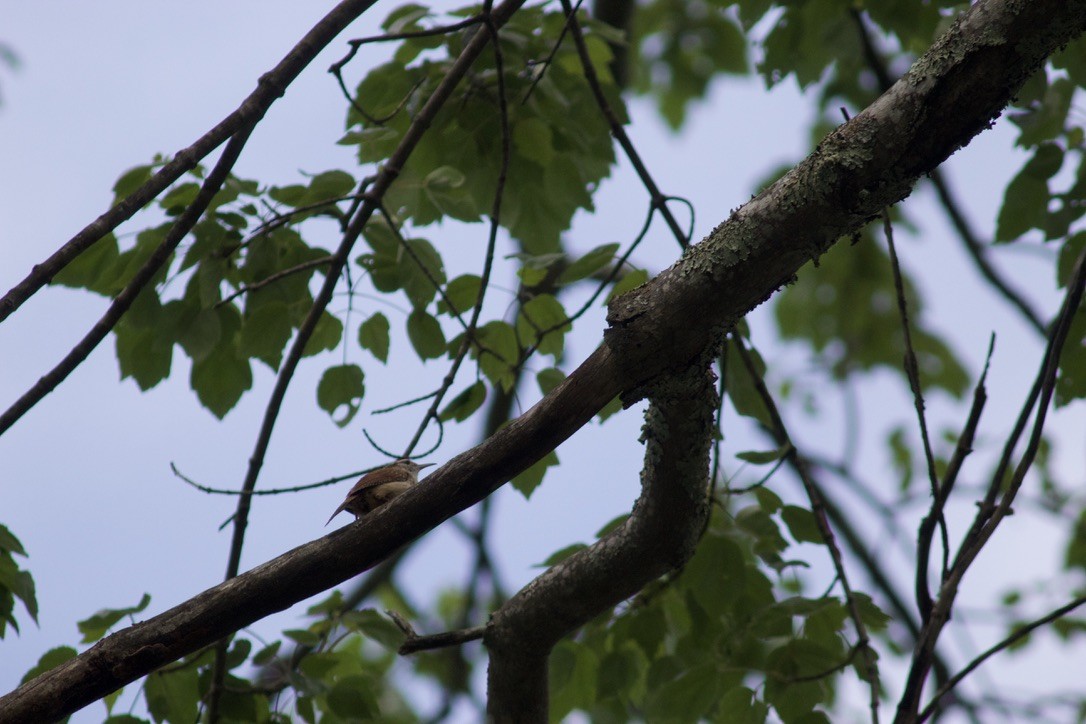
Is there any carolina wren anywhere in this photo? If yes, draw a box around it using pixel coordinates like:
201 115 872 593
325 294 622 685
325 459 433 525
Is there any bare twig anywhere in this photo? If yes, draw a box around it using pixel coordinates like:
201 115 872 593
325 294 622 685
0 0 382 324
918 594 1086 723
208 2 527 716
883 213 949 594
0 126 256 437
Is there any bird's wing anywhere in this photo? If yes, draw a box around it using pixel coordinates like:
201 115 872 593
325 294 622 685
325 466 408 525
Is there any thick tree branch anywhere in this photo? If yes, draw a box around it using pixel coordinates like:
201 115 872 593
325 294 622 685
607 0 1085 403
485 361 717 722
2 1 1083 719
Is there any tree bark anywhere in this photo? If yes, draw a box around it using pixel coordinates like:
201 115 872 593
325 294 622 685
2 0 1084 720
486 361 717 722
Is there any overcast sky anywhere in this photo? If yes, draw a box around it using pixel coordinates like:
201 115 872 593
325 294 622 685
1 3 1083 721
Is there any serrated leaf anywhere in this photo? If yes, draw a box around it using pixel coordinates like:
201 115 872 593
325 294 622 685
78 594 151 644
438 274 482 316
302 312 343 357
557 243 619 285
239 301 292 370
358 312 390 363
781 505 823 544
407 310 446 360
438 381 487 422
316 364 365 427
399 238 445 308
737 448 786 464
345 609 405 650
20 646 76 685
190 307 252 418
252 641 282 667
537 543 587 567
536 367 566 395
327 675 379 719
513 117 555 166
511 450 558 498
607 267 648 302
516 294 569 357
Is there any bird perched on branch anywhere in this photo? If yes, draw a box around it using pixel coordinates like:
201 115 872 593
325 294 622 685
326 459 434 526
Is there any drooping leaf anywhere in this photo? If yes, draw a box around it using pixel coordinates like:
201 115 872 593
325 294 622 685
358 312 391 363
78 593 151 644
316 364 365 427
407 310 446 360
511 450 559 499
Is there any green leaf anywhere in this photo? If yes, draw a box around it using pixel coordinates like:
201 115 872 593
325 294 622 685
316 364 365 427
557 243 619 285
343 609 405 650
239 301 293 370
511 450 558 498
470 321 520 390
536 367 566 395
358 312 391 363
407 310 446 360
438 381 487 422
717 686 770 724
302 312 343 357
644 663 724 722
516 294 569 357
549 641 599 721
20 646 77 685
0 552 37 636
252 641 282 667
145 667 199 724
306 169 356 203
538 543 587 567
0 524 27 557
737 448 786 464
399 238 446 309
78 593 151 644
781 505 823 544
326 675 379 719
115 312 175 392
51 234 122 296
438 274 482 316
112 162 158 203
177 308 222 363
513 117 555 166
997 143 1063 241
607 267 649 302
190 307 253 418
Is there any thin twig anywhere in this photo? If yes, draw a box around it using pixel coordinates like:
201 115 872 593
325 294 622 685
207 3 527 716
895 249 1086 723
216 255 335 308
387 610 486 655
917 594 1086 723
0 125 256 437
560 0 690 249
883 213 949 589
849 8 1045 336
0 0 382 324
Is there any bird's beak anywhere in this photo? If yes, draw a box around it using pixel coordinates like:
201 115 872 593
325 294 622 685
419 463 435 469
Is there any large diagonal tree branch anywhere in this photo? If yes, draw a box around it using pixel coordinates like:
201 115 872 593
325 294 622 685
2 0 1082 720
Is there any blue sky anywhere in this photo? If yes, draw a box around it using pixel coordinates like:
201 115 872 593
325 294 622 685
1 3 1083 721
